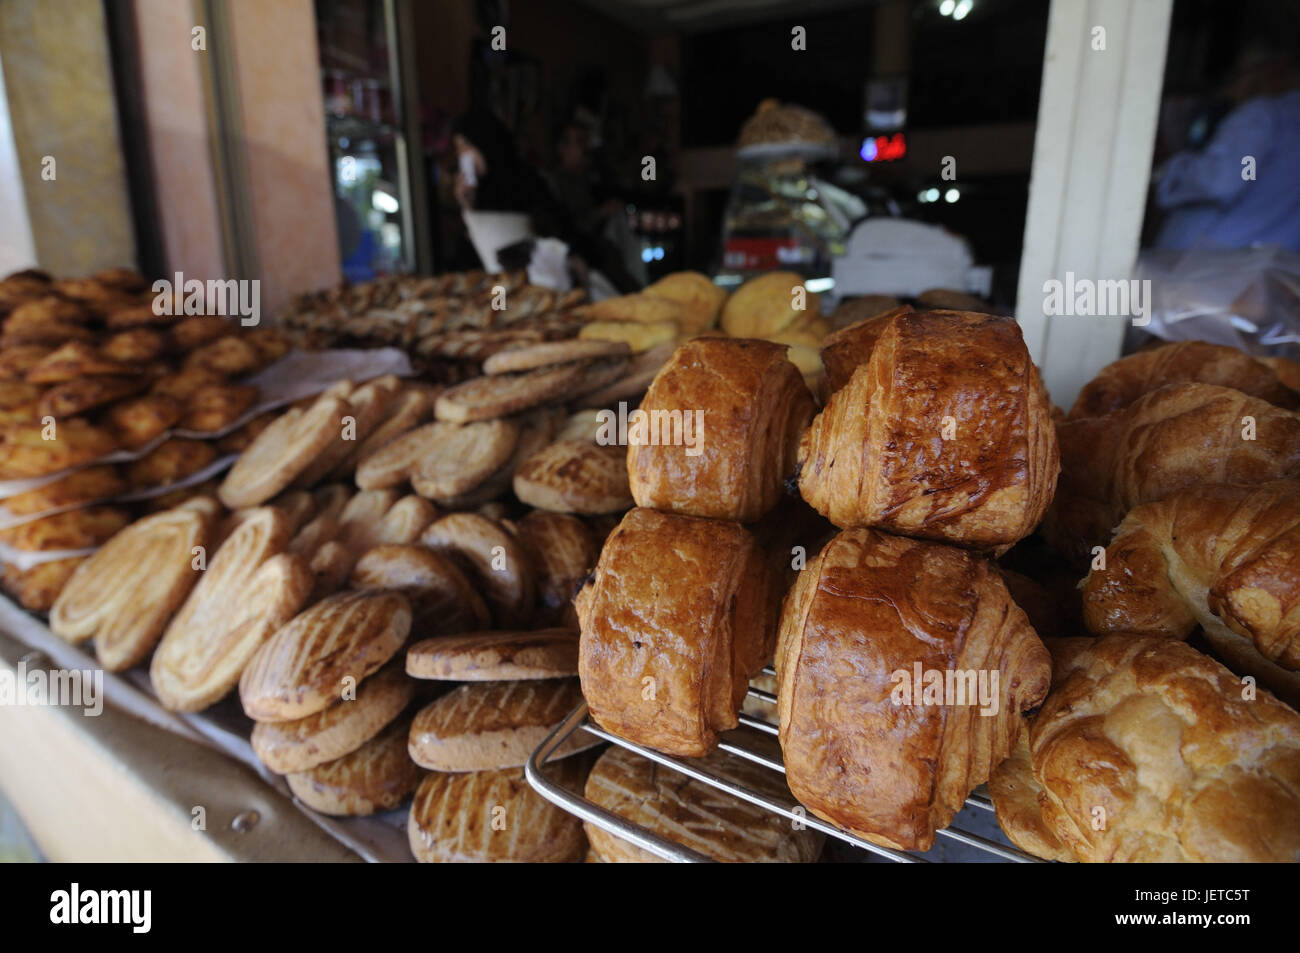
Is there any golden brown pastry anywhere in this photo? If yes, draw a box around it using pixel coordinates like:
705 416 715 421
407 760 589 863
215 410 276 455
1262 354 1300 393
50 499 219 671
1070 340 1300 419
1045 383 1300 564
150 507 313 711
2 556 86 611
179 384 257 433
575 507 780 757
719 271 817 338
0 419 119 479
1001 635 1300 862
356 418 516 493
26 341 136 383
285 716 422 816
218 394 351 507
797 310 1059 553
169 315 236 352
644 271 727 336
0 505 130 552
105 393 184 449
419 513 534 627
1080 480 1300 707
627 338 814 522
584 744 824 863
37 375 145 419
513 511 598 626
183 335 262 377
292 376 398 487
817 304 911 401
513 439 632 515
125 438 218 488
775 528 1051 851
239 590 411 722
2 465 125 515
433 362 589 422
986 728 1073 862
349 544 490 635
405 629 578 681
100 328 167 363
0 345 52 381
149 367 226 402
407 678 595 771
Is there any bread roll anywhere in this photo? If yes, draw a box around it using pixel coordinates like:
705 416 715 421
628 338 814 522
1080 480 1300 707
797 310 1058 553
1069 340 1300 419
775 528 1051 851
1001 635 1300 862
576 507 780 756
1046 383 1300 564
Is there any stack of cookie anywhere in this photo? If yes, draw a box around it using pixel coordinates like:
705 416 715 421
0 266 300 610
404 630 598 862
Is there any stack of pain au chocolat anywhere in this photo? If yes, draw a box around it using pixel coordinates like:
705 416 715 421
0 267 298 612
579 308 1300 862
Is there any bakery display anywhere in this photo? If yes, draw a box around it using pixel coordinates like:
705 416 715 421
405 629 579 681
575 507 780 757
990 635 1300 862
775 527 1051 851
797 309 1059 552
627 337 814 522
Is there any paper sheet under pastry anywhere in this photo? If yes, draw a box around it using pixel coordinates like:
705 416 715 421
0 595 413 862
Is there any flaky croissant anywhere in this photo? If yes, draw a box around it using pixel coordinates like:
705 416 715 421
817 304 911 402
992 635 1300 862
1045 383 1300 565
775 528 1051 851
1069 339 1300 419
796 310 1058 552
575 506 780 757
1081 480 1300 708
627 337 814 522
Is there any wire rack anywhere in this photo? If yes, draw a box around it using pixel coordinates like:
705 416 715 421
525 669 1044 863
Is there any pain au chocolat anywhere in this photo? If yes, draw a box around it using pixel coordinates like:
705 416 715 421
775 527 1051 851
576 506 780 757
627 337 814 522
796 310 1058 553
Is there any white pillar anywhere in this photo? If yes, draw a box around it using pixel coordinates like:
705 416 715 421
1015 0 1173 408
0 51 37 276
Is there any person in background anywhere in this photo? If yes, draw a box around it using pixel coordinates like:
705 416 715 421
1154 42 1300 252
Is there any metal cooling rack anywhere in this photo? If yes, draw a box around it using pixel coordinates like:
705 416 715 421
525 670 1044 863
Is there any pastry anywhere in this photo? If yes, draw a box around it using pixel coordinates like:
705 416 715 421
419 513 534 627
106 393 184 448
1069 340 1300 419
149 368 226 402
333 488 401 555
0 345 52 381
406 419 519 499
150 507 312 711
179 384 258 433
50 499 219 671
252 665 414 774
26 341 137 383
434 362 589 423
1046 383 1300 564
183 335 262 376
574 340 675 409
719 271 817 337
579 293 684 325
239 589 412 722
986 730 1073 862
628 337 814 521
577 319 677 353
3 465 125 515
0 419 119 479
349 543 489 635
482 339 630 375
285 716 422 816
2 556 86 612
797 310 1059 553
818 304 911 400
407 678 595 771
330 386 433 478
215 410 277 454
292 375 398 487
0 505 130 552
407 761 588 863
169 315 236 352
100 329 167 363
434 407 560 508
125 438 218 488
513 511 598 626
575 507 780 757
916 288 995 312
775 527 1052 851
405 629 579 681
1080 480 1300 707
996 634 1300 862
512 440 632 516
644 270 727 336
37 375 145 419
584 744 824 863
217 394 351 507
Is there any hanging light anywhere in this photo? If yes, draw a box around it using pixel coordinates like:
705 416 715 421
953 0 973 20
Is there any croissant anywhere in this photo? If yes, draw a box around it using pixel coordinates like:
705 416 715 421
817 304 910 401
1080 480 1300 708
1069 340 1300 419
627 338 814 522
775 527 1051 851
575 506 780 756
992 635 1300 862
796 310 1058 552
1045 383 1300 564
